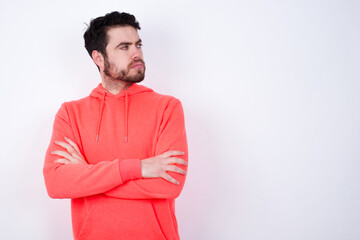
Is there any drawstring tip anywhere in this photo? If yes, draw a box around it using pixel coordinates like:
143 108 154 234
96 135 99 142
125 136 128 143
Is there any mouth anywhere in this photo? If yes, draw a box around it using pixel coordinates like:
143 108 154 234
131 61 144 69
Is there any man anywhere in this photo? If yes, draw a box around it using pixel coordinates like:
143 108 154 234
43 11 188 240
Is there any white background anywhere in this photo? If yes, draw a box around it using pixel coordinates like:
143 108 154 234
0 0 359 239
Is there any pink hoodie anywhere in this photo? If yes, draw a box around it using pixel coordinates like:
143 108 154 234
43 83 188 240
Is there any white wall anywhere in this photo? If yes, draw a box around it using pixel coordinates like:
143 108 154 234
1 0 359 239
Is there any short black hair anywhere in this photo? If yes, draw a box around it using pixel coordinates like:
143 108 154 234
83 11 141 58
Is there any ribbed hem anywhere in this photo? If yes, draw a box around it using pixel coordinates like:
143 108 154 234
118 159 142 182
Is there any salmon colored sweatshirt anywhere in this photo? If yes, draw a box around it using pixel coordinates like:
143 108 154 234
43 83 188 240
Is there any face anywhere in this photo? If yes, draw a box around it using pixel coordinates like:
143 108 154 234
102 26 146 83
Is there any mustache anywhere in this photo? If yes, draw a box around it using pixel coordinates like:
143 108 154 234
129 59 145 68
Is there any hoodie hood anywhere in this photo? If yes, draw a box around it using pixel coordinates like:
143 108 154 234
90 83 153 99
89 83 153 142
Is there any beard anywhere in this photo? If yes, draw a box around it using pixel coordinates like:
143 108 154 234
103 58 146 83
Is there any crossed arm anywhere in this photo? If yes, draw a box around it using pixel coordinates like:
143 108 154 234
52 137 187 185
44 99 188 200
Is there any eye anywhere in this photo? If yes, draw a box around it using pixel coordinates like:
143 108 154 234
136 43 143 48
121 45 129 50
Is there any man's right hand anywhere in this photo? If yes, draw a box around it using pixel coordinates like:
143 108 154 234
140 151 187 185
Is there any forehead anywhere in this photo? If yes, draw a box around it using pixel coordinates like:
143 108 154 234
106 26 140 46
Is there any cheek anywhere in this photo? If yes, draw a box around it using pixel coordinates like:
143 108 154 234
113 57 129 69
109 52 128 63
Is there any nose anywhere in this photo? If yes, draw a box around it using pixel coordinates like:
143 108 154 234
131 46 142 60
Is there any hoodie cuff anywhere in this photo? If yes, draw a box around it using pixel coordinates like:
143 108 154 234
118 159 142 182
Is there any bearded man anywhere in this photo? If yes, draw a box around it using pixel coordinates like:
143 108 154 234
43 11 188 240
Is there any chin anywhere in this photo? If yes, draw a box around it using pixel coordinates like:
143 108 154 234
124 73 145 83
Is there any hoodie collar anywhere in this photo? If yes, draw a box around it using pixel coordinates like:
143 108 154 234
90 83 153 143
90 83 153 99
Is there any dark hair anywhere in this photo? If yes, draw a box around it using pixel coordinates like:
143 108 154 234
83 11 141 58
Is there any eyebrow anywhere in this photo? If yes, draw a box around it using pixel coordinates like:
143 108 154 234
115 39 142 49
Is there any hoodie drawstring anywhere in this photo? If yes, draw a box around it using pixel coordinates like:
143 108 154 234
96 90 107 142
124 90 129 143
95 89 129 143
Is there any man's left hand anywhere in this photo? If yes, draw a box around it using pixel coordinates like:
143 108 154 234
51 136 87 165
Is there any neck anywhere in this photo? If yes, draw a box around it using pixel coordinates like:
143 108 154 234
101 77 132 95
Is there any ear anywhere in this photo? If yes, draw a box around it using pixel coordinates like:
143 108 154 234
91 50 105 70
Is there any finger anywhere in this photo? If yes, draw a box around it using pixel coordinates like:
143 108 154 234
166 165 187 175
51 150 79 163
54 159 72 165
54 140 70 149
161 150 185 158
54 141 81 159
166 157 188 166
160 172 180 185
64 137 84 158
